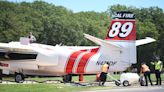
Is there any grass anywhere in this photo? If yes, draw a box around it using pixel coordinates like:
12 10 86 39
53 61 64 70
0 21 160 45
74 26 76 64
0 82 117 92
0 83 113 92
0 74 164 92
2 74 120 82
0 84 83 92
33 74 120 82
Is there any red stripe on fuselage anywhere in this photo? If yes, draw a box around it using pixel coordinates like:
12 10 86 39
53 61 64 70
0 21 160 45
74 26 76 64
76 52 96 74
65 51 83 73
90 48 99 52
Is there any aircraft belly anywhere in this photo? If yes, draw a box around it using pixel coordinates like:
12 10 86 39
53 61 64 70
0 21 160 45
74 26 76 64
22 70 66 76
6 61 38 70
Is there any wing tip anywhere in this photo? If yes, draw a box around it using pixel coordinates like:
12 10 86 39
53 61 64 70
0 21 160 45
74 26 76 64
145 37 156 42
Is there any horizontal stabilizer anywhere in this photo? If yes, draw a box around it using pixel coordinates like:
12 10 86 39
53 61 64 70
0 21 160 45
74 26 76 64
136 37 156 46
84 33 121 49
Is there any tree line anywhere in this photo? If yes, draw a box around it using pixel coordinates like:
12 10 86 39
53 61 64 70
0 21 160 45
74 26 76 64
0 1 164 68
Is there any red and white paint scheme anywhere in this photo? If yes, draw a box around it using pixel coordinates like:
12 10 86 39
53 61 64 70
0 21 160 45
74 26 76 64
0 12 156 83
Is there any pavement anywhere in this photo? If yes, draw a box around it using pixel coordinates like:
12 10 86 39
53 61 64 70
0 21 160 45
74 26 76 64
79 81 164 92
0 80 62 84
81 86 164 92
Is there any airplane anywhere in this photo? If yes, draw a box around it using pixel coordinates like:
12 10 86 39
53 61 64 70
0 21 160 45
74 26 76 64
0 11 156 83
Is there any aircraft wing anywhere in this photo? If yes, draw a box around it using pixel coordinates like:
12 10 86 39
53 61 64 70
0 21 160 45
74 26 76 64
136 37 156 46
0 42 36 54
0 41 59 67
0 42 57 56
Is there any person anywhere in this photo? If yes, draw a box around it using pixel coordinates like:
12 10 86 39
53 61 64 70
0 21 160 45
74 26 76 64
151 58 163 85
28 32 36 43
140 62 153 86
99 62 109 86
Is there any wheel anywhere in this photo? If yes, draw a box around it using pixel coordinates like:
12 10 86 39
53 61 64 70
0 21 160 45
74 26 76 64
115 80 121 86
63 74 72 83
15 73 24 83
123 80 129 87
139 77 145 86
0 69 2 82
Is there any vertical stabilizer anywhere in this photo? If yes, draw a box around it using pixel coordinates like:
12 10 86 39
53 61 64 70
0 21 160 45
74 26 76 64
104 11 137 64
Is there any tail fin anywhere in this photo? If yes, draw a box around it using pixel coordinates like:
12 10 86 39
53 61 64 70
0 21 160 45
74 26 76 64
105 11 136 41
84 12 137 65
104 12 137 64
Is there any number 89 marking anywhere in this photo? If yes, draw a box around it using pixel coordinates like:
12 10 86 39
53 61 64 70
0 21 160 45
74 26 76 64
108 22 133 38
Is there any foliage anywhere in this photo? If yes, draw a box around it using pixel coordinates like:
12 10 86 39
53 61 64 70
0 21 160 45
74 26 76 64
0 1 164 67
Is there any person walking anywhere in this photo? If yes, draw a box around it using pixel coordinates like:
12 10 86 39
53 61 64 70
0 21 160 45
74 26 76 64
151 58 163 85
140 62 153 86
99 62 109 86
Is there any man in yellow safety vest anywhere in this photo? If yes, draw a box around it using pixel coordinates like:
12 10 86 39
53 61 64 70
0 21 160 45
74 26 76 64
151 59 163 85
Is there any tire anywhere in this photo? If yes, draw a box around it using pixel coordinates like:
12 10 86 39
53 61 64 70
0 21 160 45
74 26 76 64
139 77 145 86
115 80 121 86
123 80 129 87
63 74 72 83
0 69 2 82
15 73 24 83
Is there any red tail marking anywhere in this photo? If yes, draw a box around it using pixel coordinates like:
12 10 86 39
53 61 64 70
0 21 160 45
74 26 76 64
65 51 83 73
105 20 136 40
76 52 96 74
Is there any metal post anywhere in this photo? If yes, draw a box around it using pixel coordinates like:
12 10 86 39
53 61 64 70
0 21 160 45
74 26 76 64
79 74 84 82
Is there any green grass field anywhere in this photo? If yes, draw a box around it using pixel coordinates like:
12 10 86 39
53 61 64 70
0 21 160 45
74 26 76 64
0 83 114 92
0 74 164 92
26 74 164 82
2 74 120 82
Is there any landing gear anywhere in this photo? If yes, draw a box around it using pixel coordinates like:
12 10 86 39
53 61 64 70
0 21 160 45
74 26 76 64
139 76 145 86
0 69 2 83
63 74 72 83
15 73 24 83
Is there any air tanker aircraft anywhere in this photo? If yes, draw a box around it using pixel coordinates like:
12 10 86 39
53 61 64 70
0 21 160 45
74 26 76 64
0 12 155 83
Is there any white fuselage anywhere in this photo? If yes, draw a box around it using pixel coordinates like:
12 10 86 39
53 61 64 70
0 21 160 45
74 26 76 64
0 41 135 76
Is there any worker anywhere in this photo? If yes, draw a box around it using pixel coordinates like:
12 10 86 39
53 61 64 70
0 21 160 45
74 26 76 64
140 62 153 86
99 62 109 86
151 58 163 85
28 32 36 43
